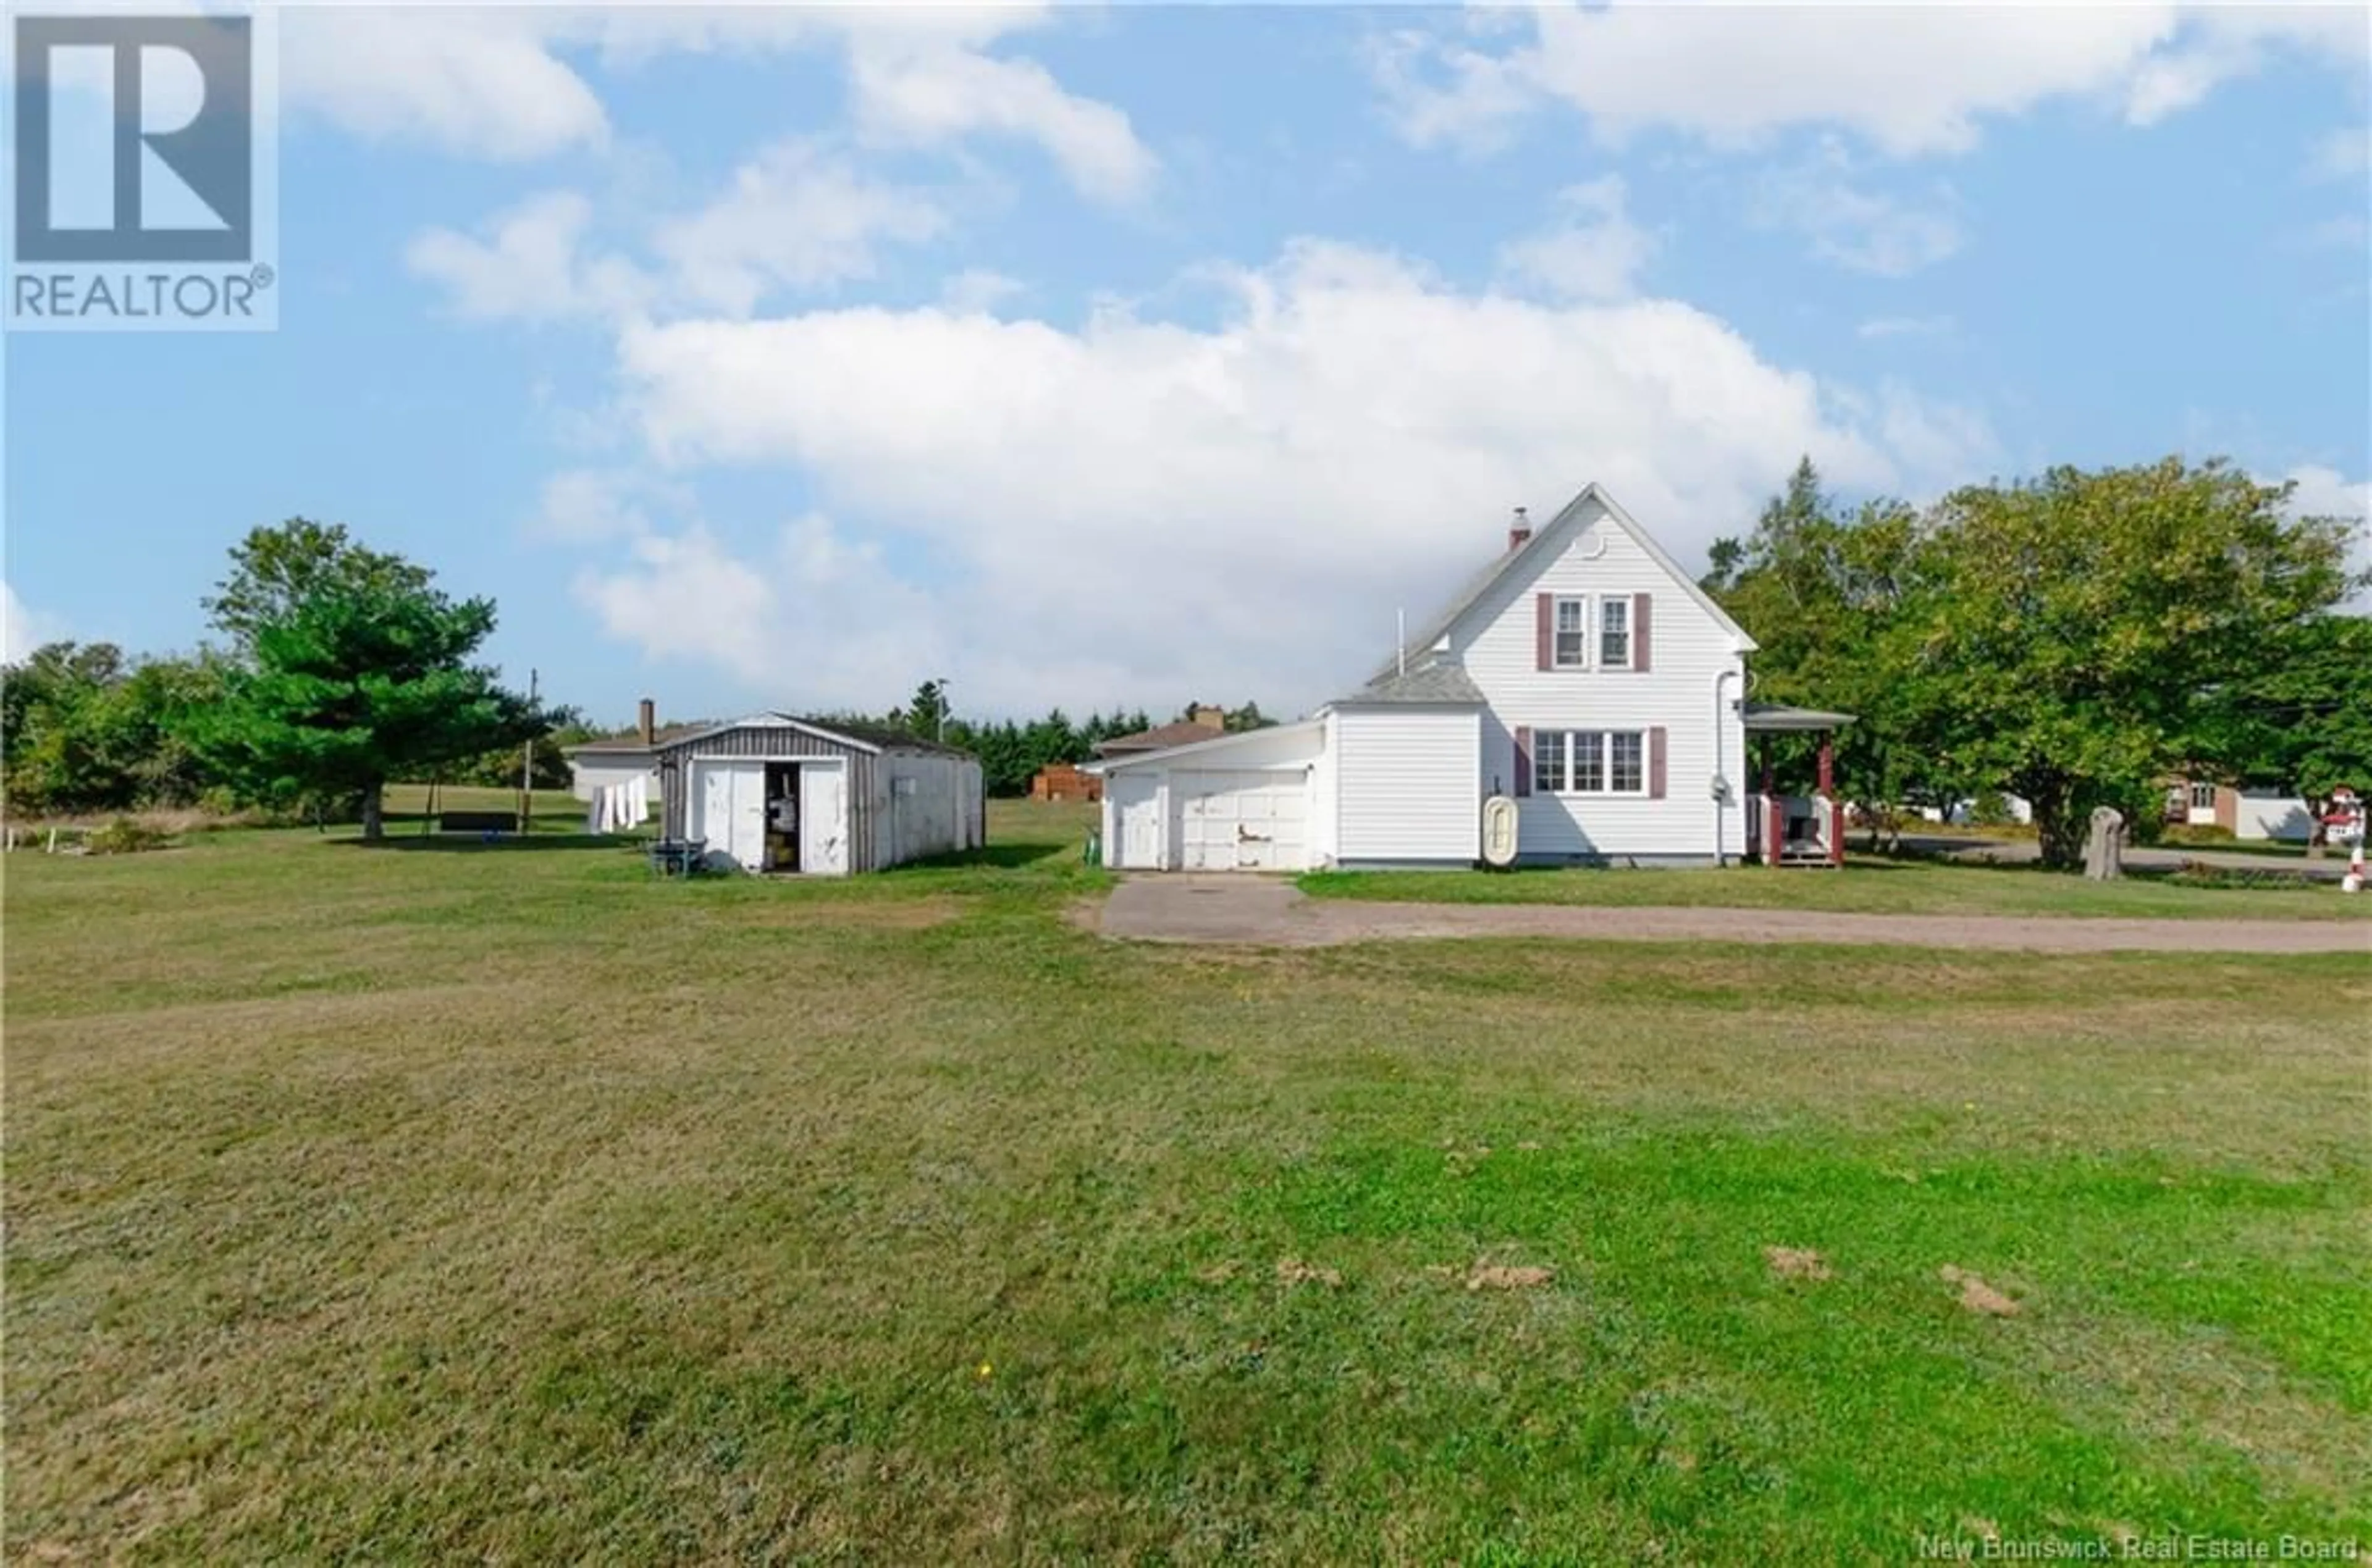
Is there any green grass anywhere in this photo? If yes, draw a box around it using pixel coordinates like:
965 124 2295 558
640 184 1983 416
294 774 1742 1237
1300 858 2371 921
8 800 2368 1560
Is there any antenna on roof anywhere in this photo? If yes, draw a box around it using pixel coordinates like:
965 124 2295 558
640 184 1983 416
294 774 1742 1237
1397 608 1407 677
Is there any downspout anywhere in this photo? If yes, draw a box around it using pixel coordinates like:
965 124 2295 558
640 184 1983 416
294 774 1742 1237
1713 668 1739 868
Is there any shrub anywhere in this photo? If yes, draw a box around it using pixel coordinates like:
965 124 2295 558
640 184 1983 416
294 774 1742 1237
1969 791 2021 828
2163 860 2303 891
2162 823 2237 847
84 817 175 855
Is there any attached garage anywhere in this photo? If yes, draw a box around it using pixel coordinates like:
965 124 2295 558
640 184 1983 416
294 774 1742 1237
654 714 983 876
1090 721 1324 871
1174 768 1310 871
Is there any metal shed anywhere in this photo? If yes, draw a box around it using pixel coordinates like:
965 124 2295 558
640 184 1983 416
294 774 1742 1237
652 714 984 875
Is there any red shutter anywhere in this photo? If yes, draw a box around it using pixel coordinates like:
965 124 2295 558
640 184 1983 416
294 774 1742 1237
1514 726 1533 797
1633 593 1652 672
1648 726 1667 799
1535 593 1553 671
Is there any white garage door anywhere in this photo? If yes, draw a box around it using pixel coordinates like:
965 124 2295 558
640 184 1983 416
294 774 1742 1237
1174 769 1309 871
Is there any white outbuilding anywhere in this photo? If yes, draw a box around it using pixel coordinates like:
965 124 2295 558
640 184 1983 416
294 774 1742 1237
650 713 984 875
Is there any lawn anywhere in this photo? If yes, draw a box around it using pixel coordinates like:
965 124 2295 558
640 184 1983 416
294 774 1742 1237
1301 858 2372 922
8 800 2369 1561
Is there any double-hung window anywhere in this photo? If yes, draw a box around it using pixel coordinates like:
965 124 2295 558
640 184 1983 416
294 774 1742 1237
1553 597 1589 668
2188 781 2216 811
1598 597 1631 669
1534 729 1646 795
1532 729 1568 794
1607 731 1644 793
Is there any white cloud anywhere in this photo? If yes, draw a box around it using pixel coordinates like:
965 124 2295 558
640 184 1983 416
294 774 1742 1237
1858 315 1956 341
2 581 66 662
406 191 653 323
846 35 1159 203
283 5 1155 200
576 240 1993 713
940 269 1026 314
1754 145 1964 276
654 141 949 315
533 467 694 543
2307 125 2371 182
411 146 950 324
1376 4 2368 160
285 9 610 161
2280 463 2372 606
1497 175 1658 301
573 514 952 701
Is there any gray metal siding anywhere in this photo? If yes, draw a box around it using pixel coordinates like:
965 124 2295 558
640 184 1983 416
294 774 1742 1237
655 726 883 871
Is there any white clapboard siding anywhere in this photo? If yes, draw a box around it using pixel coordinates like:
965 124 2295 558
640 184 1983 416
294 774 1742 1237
1453 496 1749 860
1333 707 1481 863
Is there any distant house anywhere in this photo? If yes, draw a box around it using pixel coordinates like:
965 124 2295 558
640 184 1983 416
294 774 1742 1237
563 700 689 802
2160 777 2315 842
1086 485 1847 870
1093 705 1231 758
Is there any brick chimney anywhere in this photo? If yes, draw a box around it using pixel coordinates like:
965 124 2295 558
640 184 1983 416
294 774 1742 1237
1507 506 1532 553
638 697 656 745
1190 703 1227 731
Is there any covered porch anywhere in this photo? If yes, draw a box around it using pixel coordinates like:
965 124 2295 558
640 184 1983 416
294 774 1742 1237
1742 703 1857 869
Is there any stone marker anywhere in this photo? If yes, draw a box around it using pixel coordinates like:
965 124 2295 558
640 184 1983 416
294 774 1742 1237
2082 806 2126 881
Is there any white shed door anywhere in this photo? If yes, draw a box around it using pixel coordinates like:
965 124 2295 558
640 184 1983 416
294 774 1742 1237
801 761 849 875
1111 774 1165 868
699 761 768 871
1175 769 1308 871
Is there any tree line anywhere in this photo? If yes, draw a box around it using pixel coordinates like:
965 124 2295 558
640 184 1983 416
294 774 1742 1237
4 520 558 837
1709 456 2370 866
817 679 1277 797
1 518 1285 829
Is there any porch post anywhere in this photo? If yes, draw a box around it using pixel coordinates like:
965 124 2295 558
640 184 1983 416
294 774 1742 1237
1817 732 1834 797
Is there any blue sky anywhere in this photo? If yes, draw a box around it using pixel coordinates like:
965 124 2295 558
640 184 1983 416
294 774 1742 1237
6 2 2368 726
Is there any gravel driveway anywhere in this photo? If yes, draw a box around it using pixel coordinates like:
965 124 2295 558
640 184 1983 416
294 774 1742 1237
1093 876 2372 954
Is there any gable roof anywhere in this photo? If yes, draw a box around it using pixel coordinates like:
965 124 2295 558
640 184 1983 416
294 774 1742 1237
566 723 708 757
1083 718 1326 773
1094 719 1229 756
652 712 976 758
1333 659 1487 706
1371 483 1757 683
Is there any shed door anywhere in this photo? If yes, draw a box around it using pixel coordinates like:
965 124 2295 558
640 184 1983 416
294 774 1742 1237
801 760 849 875
1175 769 1308 871
697 761 768 871
1110 774 1164 868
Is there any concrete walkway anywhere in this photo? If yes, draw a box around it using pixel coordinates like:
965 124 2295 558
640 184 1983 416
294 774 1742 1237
1094 875 2372 954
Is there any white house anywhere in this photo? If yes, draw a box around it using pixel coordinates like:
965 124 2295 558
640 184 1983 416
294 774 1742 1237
565 699 671 803
1092 485 1827 871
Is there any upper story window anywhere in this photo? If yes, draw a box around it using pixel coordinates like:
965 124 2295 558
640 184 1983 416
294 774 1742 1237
2189 781 2216 810
1599 597 1631 669
1553 597 1589 668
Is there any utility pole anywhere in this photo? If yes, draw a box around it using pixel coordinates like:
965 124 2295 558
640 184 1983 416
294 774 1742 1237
936 676 951 744
521 667 538 831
